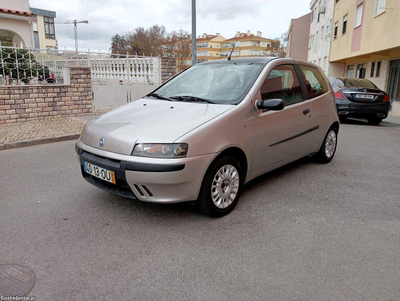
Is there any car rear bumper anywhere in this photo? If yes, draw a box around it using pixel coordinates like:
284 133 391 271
336 102 391 119
76 139 215 204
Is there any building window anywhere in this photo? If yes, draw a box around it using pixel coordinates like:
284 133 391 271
354 3 364 28
196 42 208 48
376 61 381 77
311 9 314 21
221 43 235 48
197 51 208 57
342 15 348 34
347 65 355 77
370 62 376 77
321 26 324 39
220 51 239 57
334 22 338 39
249 50 261 56
375 0 387 16
44 17 55 39
318 13 320 23
356 63 367 78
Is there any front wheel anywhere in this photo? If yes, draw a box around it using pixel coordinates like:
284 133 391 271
314 126 338 164
197 156 243 217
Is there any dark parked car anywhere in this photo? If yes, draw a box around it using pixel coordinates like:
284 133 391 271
328 77 391 125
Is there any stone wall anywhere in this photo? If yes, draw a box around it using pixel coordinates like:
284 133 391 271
161 57 177 83
0 67 92 124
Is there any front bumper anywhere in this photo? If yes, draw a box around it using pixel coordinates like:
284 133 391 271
76 139 215 204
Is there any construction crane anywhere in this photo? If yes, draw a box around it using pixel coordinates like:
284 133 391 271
56 20 89 52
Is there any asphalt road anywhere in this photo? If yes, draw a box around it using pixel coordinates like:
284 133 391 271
1 122 400 301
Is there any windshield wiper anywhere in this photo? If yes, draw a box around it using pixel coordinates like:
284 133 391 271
170 95 216 104
146 92 173 101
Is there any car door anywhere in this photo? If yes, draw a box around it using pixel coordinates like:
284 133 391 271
297 64 331 152
252 64 313 173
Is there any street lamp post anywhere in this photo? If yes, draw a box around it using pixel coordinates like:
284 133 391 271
191 0 196 65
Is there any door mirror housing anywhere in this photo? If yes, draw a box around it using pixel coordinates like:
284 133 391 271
256 98 285 111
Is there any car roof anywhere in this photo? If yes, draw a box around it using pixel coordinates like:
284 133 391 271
200 57 279 66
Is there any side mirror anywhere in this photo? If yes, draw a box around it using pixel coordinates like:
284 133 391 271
256 98 285 111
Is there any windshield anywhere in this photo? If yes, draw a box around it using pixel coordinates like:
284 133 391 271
330 78 378 89
151 62 264 104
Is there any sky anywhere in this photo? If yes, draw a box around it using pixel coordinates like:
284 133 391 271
30 0 311 53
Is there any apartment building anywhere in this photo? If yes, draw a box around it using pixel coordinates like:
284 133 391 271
286 13 311 60
30 7 57 49
182 31 279 69
330 0 399 100
195 33 226 63
221 31 278 58
308 0 343 76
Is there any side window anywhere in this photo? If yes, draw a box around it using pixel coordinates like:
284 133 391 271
261 64 303 105
299 65 328 98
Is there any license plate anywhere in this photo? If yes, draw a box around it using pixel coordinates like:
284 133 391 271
83 161 116 184
355 94 374 99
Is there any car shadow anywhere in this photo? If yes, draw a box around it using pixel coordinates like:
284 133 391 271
95 155 317 220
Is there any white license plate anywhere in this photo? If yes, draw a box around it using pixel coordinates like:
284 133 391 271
83 161 116 184
356 94 374 99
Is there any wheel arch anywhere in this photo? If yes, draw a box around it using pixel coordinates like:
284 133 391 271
213 146 249 183
332 121 340 132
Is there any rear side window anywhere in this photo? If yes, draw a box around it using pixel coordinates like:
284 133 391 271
261 64 303 105
333 78 378 89
299 65 328 98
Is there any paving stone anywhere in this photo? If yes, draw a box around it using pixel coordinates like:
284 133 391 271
0 117 88 144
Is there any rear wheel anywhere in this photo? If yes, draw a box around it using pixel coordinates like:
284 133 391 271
197 156 243 217
367 117 382 125
315 126 338 164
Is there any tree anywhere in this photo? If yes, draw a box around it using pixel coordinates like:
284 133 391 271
123 25 167 56
165 29 191 72
110 34 127 54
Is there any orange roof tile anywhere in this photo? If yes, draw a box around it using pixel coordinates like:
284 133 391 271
0 8 34 16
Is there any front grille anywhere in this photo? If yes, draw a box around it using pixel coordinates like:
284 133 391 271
79 149 137 200
82 167 137 200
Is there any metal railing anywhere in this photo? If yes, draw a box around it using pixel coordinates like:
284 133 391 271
0 46 161 86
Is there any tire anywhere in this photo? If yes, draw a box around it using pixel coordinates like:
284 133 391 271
197 156 243 217
367 118 382 125
339 116 347 123
315 126 338 164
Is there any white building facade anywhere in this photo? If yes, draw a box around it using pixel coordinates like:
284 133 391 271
307 0 342 76
0 0 34 48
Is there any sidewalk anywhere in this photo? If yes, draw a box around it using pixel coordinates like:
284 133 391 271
0 111 399 151
0 116 95 150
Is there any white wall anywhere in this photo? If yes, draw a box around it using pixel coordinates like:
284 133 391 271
0 0 34 48
0 17 34 47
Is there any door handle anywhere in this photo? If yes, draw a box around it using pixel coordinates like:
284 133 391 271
303 108 310 115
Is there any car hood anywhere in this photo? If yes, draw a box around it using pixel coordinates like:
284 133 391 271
80 98 234 155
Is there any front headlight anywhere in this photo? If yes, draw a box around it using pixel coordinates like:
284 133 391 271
132 143 189 158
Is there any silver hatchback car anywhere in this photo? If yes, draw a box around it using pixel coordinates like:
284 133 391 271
76 57 339 216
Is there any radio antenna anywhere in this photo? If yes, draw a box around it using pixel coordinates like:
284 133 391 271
227 37 239 61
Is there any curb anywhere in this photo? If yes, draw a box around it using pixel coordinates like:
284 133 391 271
0 134 80 151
